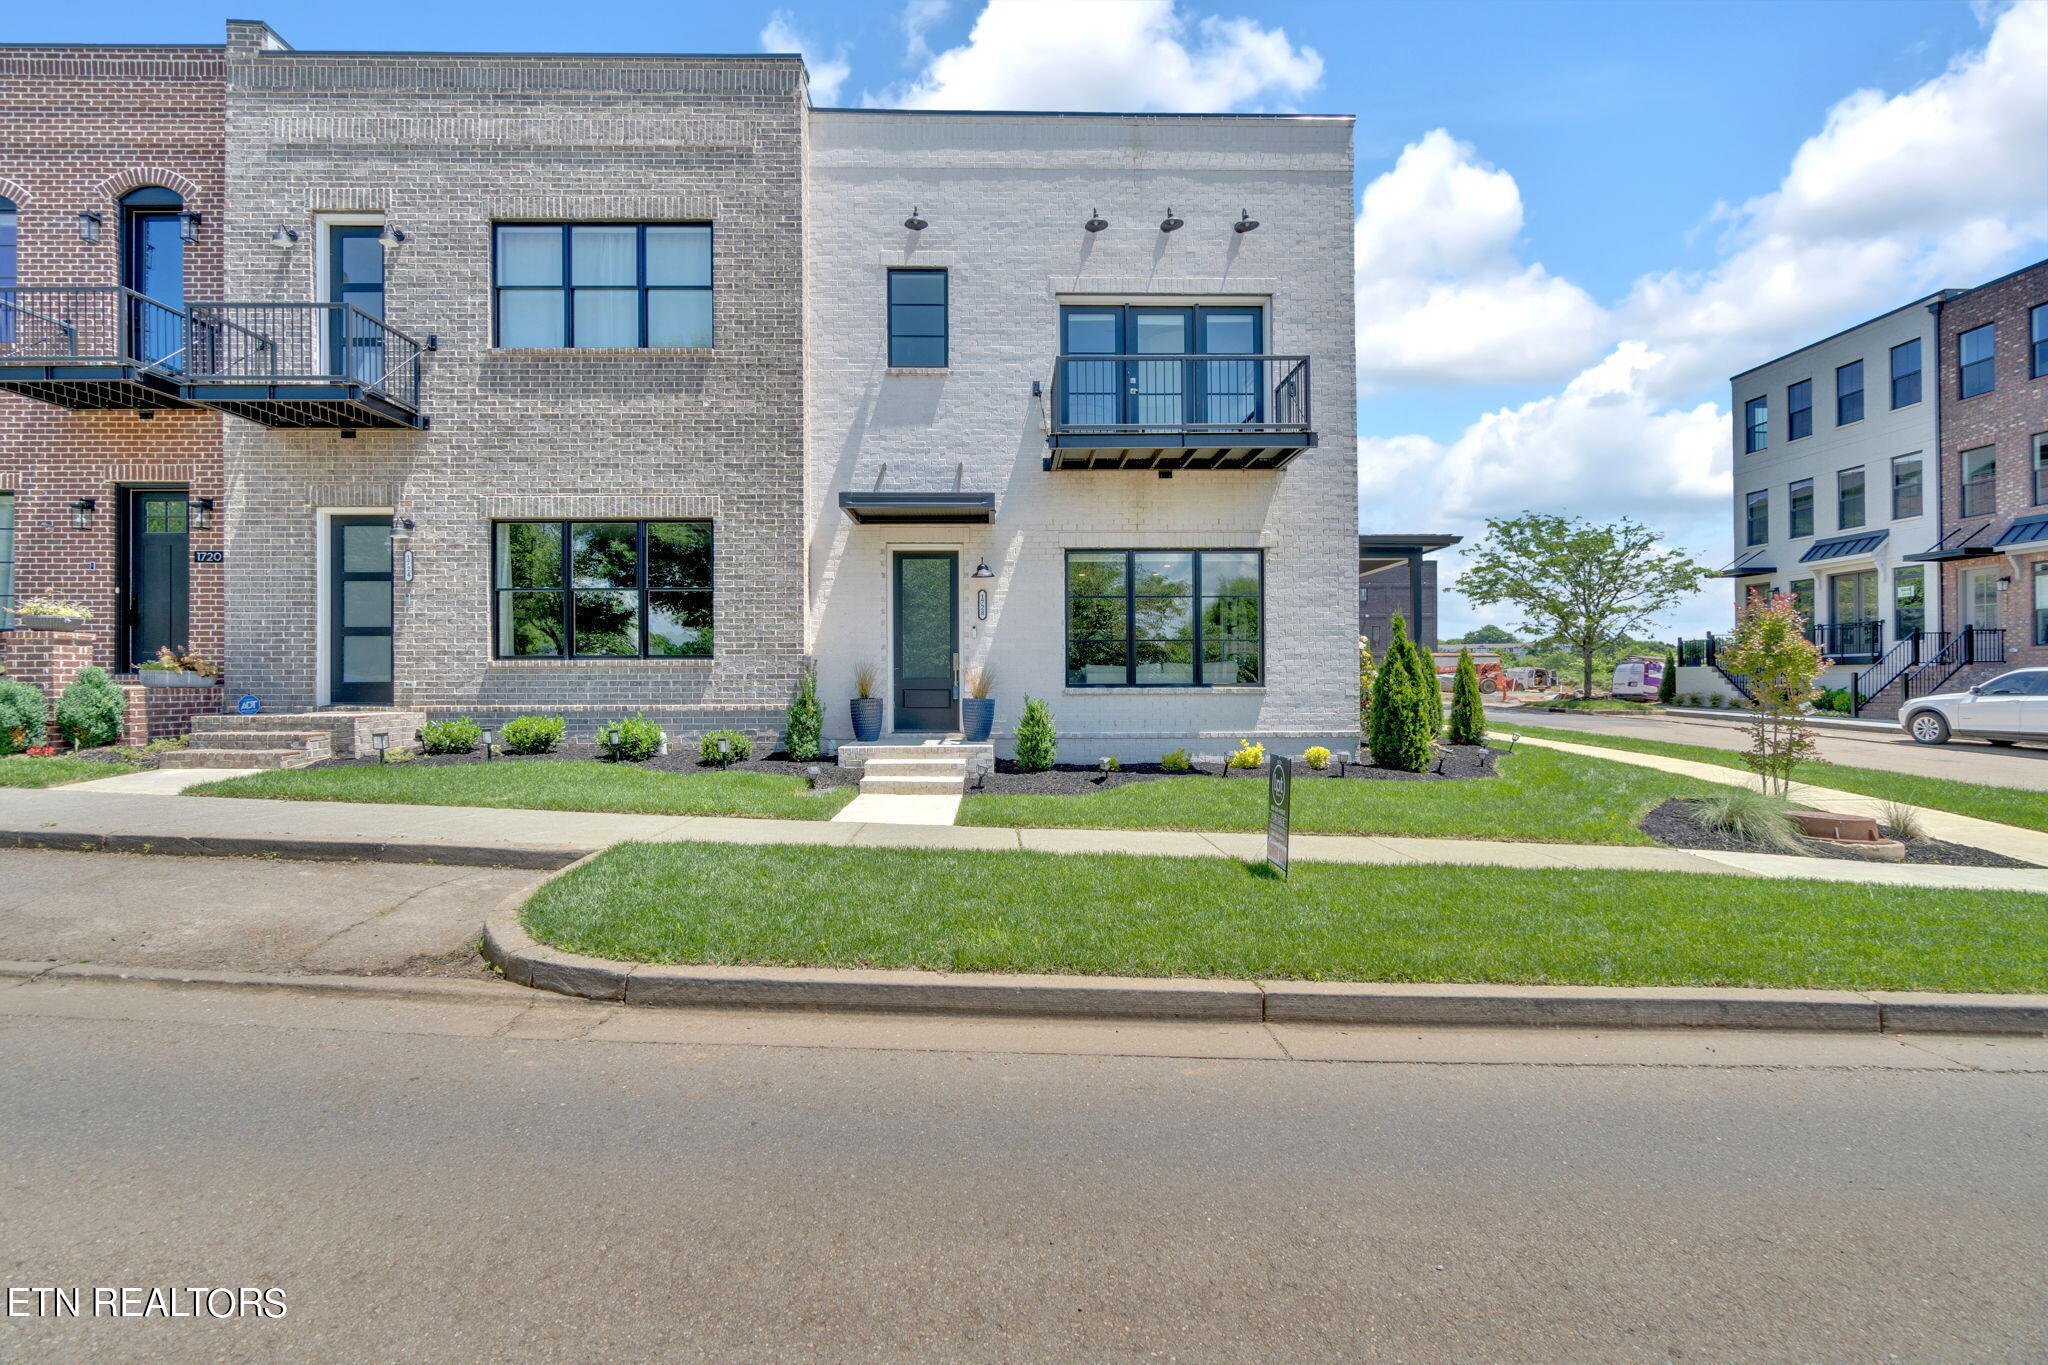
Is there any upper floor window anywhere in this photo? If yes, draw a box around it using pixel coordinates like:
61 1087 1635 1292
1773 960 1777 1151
2033 431 2048 507
1960 445 1997 518
492 519 713 659
1891 454 1923 520
0 196 15 294
1835 360 1863 426
493 224 711 349
1745 490 1769 547
1836 466 1865 530
1788 478 1814 538
1786 379 1812 441
1958 323 1995 398
1066 549 1262 688
1743 396 1768 453
1890 338 1921 408
2032 304 2047 380
887 269 948 368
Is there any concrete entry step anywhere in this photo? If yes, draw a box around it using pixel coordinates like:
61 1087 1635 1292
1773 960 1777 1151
862 757 967 778
191 730 333 753
158 747 314 770
189 710 427 759
838 741 993 777
860 774 967 797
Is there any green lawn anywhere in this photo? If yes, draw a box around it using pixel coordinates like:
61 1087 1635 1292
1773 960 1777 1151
1495 720 2048 833
189 760 856 820
1523 697 1658 713
523 841 2048 992
959 746 1715 843
0 756 138 788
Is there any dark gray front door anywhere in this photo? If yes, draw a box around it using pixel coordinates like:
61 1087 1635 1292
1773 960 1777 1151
330 516 393 706
126 488 188 670
893 551 957 732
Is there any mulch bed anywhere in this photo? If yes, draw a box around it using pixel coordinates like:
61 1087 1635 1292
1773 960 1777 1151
298 740 867 787
970 745 1504 795
1641 797 2037 869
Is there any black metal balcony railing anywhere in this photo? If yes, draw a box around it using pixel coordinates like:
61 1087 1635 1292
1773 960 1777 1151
1808 619 1882 663
1046 354 1314 470
184 302 425 428
0 287 198 410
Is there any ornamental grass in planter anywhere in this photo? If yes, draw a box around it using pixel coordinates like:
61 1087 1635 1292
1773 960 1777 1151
849 660 883 742
961 668 996 743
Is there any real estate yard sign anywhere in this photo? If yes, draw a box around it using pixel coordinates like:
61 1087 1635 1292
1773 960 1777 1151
1267 753 1291 879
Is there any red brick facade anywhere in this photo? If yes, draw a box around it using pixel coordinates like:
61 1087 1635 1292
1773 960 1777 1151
0 44 226 703
1935 260 2048 670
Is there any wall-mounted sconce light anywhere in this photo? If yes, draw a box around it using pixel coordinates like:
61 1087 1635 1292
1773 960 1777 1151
1233 209 1259 234
179 212 203 244
378 225 407 243
1159 208 1184 232
69 498 97 531
1997 576 2013 591
1084 209 1109 233
269 225 299 249
971 558 995 579
389 516 415 543
76 212 102 245
188 497 214 531
903 207 928 231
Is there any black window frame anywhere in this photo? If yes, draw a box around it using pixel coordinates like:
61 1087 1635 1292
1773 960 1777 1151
1064 548 1264 689
490 518 714 661
1960 445 1997 519
1958 323 1995 399
1893 564 1925 639
1790 578 1815 627
1837 466 1866 530
1788 478 1814 539
1744 489 1769 547
1891 453 1923 520
2033 431 2048 507
1889 338 1921 409
2032 304 2048 381
491 223 713 350
2036 563 2048 649
1786 378 1813 442
1743 396 1768 453
1835 359 1863 426
886 268 949 369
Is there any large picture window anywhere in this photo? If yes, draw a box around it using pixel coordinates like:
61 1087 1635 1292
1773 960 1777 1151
1066 549 1262 687
493 224 712 349
493 520 712 659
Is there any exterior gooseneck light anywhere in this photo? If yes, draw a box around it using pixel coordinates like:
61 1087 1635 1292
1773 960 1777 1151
971 558 995 579
903 207 928 231
69 498 97 530
1233 209 1259 233
1159 208 1183 233
270 225 299 249
76 211 103 245
378 225 407 243
1084 209 1108 233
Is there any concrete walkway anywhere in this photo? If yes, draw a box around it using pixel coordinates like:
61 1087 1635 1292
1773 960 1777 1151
830 792 962 825
0 784 2042 893
67 766 263 794
1510 732 2048 867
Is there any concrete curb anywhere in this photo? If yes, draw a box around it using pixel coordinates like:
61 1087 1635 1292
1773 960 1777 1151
480 907 2048 1035
0 827 588 869
0 957 558 1005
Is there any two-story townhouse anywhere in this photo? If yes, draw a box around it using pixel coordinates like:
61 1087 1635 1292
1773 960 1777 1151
804 110 1358 761
0 40 230 739
1720 294 1946 711
1921 259 2048 688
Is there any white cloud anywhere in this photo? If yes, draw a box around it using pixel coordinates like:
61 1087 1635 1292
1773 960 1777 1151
761 10 851 105
865 0 1322 112
1354 130 1607 389
900 0 951 66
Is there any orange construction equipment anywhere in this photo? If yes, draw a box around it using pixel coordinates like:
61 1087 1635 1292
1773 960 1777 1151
1431 650 1513 697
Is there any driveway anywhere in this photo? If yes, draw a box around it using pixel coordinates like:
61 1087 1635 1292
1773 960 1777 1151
0 849 544 974
1497 706 2048 790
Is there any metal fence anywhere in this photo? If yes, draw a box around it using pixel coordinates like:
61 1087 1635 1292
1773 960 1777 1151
0 286 190 371
187 302 423 410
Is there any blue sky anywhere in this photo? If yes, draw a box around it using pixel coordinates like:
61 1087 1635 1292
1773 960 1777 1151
14 0 2045 636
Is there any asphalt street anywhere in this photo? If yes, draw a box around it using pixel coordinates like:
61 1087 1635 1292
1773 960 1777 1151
2 976 2044 1362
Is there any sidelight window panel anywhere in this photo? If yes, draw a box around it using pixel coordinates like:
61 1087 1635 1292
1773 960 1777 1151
493 520 712 660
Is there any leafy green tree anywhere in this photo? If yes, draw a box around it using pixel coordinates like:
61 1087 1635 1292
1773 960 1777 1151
56 666 125 748
1014 696 1058 772
1448 648 1488 746
1721 590 1827 795
1458 624 1516 644
1367 616 1433 772
783 660 823 760
1458 514 1708 700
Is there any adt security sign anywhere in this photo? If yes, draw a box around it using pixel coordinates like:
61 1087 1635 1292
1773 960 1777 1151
237 694 261 716
1266 752 1291 879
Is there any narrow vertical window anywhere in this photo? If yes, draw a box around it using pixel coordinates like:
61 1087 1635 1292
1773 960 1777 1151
1834 360 1863 425
1790 579 1815 627
1958 323 1995 398
1889 338 1921 408
2032 431 2048 507
887 269 948 368
1893 565 1925 639
0 491 14 614
1786 379 1812 441
0 198 14 348
2036 562 2048 647
1891 454 1923 520
1836 467 1865 530
1960 445 1997 518
2032 304 2048 380
1743 396 1768 453
1745 490 1768 546
1788 478 1813 538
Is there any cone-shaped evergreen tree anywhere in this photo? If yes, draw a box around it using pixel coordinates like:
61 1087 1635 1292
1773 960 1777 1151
1657 650 1677 703
1402 622 1443 739
1448 647 1488 747
1357 636 1376 736
1368 615 1433 772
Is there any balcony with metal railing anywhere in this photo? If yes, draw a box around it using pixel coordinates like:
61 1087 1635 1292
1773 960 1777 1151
1045 353 1313 470
182 302 428 430
0 286 198 410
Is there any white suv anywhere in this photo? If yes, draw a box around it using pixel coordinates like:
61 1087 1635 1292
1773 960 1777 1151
1899 667 2048 746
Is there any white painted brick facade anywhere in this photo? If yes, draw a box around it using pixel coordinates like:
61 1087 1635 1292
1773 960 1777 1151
805 111 1358 760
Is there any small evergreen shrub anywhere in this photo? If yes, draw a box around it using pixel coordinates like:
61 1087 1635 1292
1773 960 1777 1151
1367 615 1434 772
597 714 665 762
1657 651 1678 703
700 729 753 764
0 678 48 755
420 717 482 754
783 661 823 761
1447 648 1488 747
56 666 126 749
1014 696 1057 772
1160 748 1191 773
499 715 565 754
1227 739 1266 770
1303 745 1331 770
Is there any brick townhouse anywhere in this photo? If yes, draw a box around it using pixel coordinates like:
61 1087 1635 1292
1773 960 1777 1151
0 40 228 740
2 20 1359 764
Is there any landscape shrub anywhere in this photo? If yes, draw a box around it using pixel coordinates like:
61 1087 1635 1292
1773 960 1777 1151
55 666 125 749
783 661 823 761
1657 651 1678 703
1447 648 1487 747
1813 687 1852 715
1303 745 1331 770
0 679 47 755
699 729 754 764
499 715 565 754
1227 739 1266 770
420 717 482 755
597 714 665 762
1014 697 1057 772
1367 615 1434 772
1681 789 1800 852
1099 756 1121 772
1160 748 1191 773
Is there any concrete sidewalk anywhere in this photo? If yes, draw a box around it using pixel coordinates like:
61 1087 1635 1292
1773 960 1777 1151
0 784 2043 892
